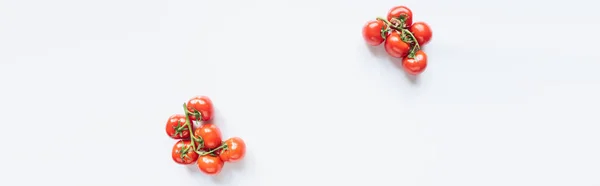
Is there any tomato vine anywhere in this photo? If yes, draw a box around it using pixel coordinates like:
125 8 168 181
201 143 227 156
182 103 202 153
376 16 421 59
181 103 227 155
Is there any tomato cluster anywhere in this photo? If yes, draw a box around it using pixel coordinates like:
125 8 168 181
165 96 246 175
362 5 433 75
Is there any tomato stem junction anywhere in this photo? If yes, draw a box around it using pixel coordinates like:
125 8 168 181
200 143 227 156
376 16 421 58
182 103 202 153
401 29 421 58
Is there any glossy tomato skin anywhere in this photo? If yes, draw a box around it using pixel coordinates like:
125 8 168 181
409 22 432 46
172 140 199 165
387 6 413 27
186 96 214 122
197 155 224 175
384 31 411 58
194 123 222 150
219 137 246 162
166 114 190 139
362 20 386 46
402 50 428 75
218 148 229 162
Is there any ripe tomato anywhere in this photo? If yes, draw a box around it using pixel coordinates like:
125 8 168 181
387 6 413 27
362 20 386 46
218 149 228 162
402 50 428 75
409 22 432 46
197 155 224 175
194 123 222 150
384 31 410 58
219 137 246 162
172 140 199 165
165 114 190 139
186 96 214 122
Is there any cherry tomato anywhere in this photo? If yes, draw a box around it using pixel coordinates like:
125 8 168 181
402 50 428 75
186 96 214 122
219 137 246 162
362 20 386 46
172 140 199 165
409 22 432 46
218 148 229 162
165 114 190 139
387 6 413 27
197 155 224 175
384 31 410 58
194 123 222 150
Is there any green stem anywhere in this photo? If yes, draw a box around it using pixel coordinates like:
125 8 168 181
199 143 227 156
376 17 420 59
376 17 399 30
182 103 197 152
402 29 421 58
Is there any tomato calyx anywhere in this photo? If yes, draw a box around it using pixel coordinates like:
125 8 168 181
376 16 421 59
390 15 409 28
189 108 204 123
400 29 421 59
171 121 188 138
193 135 205 148
380 24 390 40
179 144 192 160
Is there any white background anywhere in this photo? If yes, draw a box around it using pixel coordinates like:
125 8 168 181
1 0 599 185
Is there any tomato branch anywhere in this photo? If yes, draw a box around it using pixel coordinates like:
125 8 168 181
376 17 400 30
376 16 421 59
401 29 421 58
199 143 227 156
182 103 198 152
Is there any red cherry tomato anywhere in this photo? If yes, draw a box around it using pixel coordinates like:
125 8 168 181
194 123 222 150
362 20 386 46
402 50 428 75
172 140 199 165
387 6 413 27
219 137 246 162
197 155 224 175
384 31 410 58
165 114 190 139
218 148 229 162
409 22 432 46
186 96 214 122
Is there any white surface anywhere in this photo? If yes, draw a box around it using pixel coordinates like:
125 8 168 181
1 0 600 185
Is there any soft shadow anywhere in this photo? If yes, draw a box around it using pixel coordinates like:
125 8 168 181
403 72 420 85
390 57 420 85
366 43 388 59
185 159 237 185
211 151 251 184
210 165 234 184
186 162 233 185
225 157 248 171
185 163 200 173
389 55 403 69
